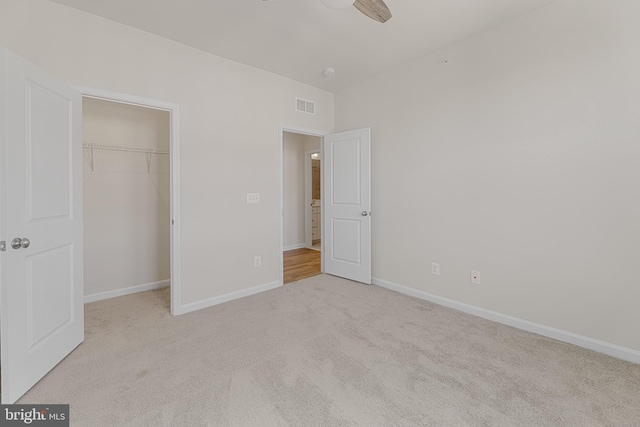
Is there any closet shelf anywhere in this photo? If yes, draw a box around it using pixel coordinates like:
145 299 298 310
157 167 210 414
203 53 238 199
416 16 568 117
83 143 169 174
83 143 169 155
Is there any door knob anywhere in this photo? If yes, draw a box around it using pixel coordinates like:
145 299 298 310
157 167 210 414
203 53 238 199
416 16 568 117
11 237 30 249
361 211 369 217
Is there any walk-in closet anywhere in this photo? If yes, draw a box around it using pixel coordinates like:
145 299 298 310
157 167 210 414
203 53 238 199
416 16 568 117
82 97 171 306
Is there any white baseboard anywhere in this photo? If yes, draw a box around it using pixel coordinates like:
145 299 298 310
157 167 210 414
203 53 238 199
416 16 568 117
372 277 640 365
84 279 170 304
284 243 307 251
175 280 282 315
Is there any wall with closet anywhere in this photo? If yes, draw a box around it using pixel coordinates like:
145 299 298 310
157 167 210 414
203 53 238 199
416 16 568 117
83 97 171 300
1 0 334 309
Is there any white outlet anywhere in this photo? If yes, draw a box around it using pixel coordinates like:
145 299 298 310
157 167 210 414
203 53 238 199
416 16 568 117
247 193 260 204
471 270 481 285
253 256 261 267
431 262 440 276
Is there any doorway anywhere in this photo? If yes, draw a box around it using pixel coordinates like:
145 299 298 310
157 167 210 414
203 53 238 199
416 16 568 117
77 86 181 314
280 127 326 285
82 97 171 310
279 125 372 286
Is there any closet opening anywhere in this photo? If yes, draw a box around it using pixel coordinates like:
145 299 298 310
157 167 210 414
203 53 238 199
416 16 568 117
79 89 180 314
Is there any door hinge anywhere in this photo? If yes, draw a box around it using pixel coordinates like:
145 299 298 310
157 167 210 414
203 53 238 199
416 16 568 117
0 241 6 251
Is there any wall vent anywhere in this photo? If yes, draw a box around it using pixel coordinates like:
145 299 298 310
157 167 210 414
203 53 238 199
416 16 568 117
296 97 316 115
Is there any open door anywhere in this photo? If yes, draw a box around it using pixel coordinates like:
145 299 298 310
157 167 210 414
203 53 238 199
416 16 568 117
0 49 84 403
323 128 371 284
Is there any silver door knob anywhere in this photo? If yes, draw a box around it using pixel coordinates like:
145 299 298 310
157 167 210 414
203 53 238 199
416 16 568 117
11 238 22 249
11 237 30 249
362 211 369 216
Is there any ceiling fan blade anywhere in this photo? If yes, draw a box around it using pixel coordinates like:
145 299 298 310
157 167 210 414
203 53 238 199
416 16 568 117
353 0 392 23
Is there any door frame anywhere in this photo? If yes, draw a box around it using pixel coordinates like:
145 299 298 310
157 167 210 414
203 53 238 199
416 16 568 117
279 124 329 285
74 86 182 315
304 150 320 249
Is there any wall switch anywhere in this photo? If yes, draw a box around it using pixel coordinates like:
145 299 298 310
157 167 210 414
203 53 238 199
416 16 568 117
253 256 261 267
247 193 260 204
431 262 440 276
471 270 481 285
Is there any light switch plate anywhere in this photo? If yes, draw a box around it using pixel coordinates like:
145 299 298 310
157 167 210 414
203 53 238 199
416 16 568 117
247 193 260 204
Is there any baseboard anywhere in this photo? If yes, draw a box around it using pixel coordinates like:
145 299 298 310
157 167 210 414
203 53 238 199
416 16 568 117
372 277 640 364
175 280 282 315
84 279 170 304
284 243 307 251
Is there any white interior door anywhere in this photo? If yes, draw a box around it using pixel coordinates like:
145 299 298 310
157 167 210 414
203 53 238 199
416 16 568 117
323 128 371 284
0 49 84 404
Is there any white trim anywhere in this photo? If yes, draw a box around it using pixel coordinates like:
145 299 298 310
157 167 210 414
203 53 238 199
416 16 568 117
284 243 307 251
176 281 281 315
372 277 640 365
72 85 178 112
169 106 182 315
279 124 329 286
84 280 170 304
74 85 182 316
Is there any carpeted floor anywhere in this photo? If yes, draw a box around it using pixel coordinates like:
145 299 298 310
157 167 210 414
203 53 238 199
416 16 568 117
18 274 640 426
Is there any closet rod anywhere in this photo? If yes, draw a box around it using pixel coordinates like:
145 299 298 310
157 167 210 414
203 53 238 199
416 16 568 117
83 143 169 174
83 143 169 155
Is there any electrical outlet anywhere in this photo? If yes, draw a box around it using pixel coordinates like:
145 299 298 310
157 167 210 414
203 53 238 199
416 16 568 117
247 193 260 204
471 270 481 285
253 256 261 267
431 262 440 276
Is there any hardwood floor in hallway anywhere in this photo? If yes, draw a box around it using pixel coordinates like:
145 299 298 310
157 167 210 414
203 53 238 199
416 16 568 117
283 248 321 284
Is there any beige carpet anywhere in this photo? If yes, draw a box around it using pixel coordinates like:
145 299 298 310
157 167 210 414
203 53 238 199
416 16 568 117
19 274 640 426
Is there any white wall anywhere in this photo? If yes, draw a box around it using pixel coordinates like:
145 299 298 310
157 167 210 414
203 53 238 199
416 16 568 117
0 0 333 309
335 0 640 352
283 132 320 249
83 98 170 297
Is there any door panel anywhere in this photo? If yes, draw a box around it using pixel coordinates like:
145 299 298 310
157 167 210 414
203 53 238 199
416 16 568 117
27 80 73 222
323 128 371 284
331 141 361 205
0 49 84 404
27 244 74 350
331 219 361 264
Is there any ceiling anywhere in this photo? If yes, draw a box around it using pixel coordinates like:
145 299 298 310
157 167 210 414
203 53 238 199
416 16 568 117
48 0 559 93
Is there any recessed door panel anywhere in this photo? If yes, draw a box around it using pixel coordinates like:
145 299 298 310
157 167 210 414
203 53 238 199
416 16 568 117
26 245 74 351
26 81 72 223
331 219 361 265
331 138 360 206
